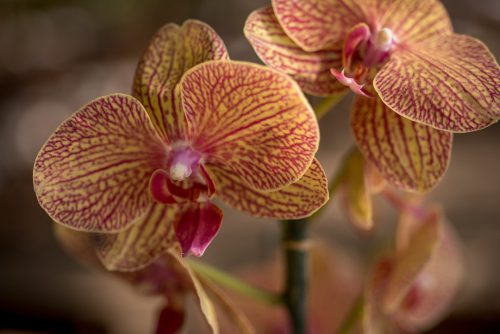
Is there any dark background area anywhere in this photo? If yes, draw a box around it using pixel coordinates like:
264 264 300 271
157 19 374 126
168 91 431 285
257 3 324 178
0 0 499 333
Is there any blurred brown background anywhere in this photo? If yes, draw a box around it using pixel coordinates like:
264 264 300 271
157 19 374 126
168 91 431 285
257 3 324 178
0 0 499 333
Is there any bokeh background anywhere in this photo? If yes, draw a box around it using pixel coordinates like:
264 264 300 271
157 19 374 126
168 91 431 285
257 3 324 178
0 0 499 333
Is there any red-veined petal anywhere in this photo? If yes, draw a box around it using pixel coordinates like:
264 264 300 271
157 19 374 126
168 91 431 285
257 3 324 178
244 6 345 97
133 20 229 140
374 34 500 132
180 60 319 191
272 0 364 52
96 202 183 271
368 0 452 45
33 94 165 233
351 96 452 193
174 202 223 257
207 158 328 219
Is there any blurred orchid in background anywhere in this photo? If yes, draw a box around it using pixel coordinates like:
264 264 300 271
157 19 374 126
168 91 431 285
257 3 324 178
217 242 362 334
364 205 463 334
33 20 328 271
245 0 500 193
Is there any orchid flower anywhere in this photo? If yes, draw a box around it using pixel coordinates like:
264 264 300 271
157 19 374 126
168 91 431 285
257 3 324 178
365 206 463 334
33 20 328 271
245 0 500 192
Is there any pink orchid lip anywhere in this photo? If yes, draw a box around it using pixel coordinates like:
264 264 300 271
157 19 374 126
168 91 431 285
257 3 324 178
330 68 371 97
174 202 223 257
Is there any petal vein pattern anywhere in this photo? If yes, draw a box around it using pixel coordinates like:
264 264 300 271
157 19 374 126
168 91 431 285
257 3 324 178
207 158 328 219
351 96 452 192
96 202 183 271
369 0 452 45
272 0 364 52
33 94 166 232
180 61 319 191
375 35 500 132
244 6 345 96
133 20 229 141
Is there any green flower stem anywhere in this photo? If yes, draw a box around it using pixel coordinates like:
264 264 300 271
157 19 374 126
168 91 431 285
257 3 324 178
282 219 309 334
314 93 346 120
339 297 364 334
186 258 283 305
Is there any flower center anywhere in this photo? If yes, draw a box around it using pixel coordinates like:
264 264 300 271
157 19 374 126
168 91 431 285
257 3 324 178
362 27 395 68
374 28 394 52
149 142 215 205
331 25 396 96
168 145 201 181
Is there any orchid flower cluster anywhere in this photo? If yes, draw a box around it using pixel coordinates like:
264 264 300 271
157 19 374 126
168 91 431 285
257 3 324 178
33 0 499 333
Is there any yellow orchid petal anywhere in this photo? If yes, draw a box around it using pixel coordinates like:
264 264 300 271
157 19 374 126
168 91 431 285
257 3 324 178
340 148 373 231
375 34 500 132
33 94 165 233
244 6 345 96
371 0 452 45
206 158 328 219
133 20 229 140
180 60 319 191
96 202 185 271
272 0 364 52
351 95 452 193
